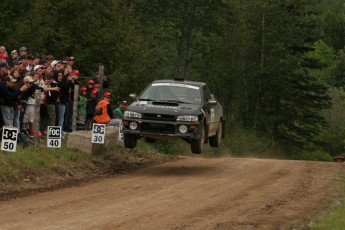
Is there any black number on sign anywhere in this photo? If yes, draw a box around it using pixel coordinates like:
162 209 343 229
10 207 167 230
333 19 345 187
94 136 103 142
50 140 59 147
3 142 14 150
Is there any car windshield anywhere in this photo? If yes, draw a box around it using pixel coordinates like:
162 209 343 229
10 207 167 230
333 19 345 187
140 83 202 104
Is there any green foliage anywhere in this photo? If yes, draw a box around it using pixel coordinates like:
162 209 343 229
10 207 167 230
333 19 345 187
289 150 333 162
220 115 270 156
0 0 344 155
305 40 336 84
332 50 345 88
317 87 345 155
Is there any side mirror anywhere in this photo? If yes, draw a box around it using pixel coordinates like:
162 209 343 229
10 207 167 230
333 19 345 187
207 99 217 106
129 93 137 100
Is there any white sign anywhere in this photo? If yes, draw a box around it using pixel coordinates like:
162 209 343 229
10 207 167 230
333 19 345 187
119 122 124 142
47 126 62 148
1 126 18 152
92 123 106 144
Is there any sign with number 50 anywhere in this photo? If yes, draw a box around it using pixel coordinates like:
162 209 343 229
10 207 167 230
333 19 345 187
1 126 18 152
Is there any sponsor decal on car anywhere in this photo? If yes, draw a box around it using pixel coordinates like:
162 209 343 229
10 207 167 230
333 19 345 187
145 104 180 110
152 83 199 89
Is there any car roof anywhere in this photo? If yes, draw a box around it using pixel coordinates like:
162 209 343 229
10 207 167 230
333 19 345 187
151 79 207 88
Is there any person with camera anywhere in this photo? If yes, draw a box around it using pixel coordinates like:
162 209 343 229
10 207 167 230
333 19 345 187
45 72 60 127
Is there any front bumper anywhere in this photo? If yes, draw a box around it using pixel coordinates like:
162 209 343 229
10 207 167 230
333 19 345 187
122 118 202 140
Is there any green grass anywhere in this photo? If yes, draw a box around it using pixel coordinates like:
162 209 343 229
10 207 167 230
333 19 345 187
312 198 345 230
311 173 345 230
0 145 92 184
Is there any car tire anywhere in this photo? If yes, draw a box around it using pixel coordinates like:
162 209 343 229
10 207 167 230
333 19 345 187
124 134 137 149
209 121 222 147
191 125 205 154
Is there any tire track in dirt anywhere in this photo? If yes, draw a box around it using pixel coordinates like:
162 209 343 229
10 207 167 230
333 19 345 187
0 157 342 230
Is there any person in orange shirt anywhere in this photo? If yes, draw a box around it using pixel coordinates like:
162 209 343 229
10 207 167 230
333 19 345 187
93 92 114 125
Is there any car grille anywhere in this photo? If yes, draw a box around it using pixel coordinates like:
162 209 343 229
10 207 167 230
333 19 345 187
142 113 176 121
141 123 175 134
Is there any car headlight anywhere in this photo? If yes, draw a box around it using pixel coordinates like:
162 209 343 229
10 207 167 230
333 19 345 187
176 115 198 122
124 111 142 118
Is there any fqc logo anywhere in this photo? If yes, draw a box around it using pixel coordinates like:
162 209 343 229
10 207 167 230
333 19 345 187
92 123 106 144
1 127 18 152
47 126 62 148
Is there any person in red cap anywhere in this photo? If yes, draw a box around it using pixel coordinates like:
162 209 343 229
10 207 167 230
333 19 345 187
0 53 8 62
93 92 114 125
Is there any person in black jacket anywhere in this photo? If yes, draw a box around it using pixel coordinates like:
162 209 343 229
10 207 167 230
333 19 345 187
55 72 72 136
0 75 29 127
63 70 79 132
45 73 60 127
85 80 97 130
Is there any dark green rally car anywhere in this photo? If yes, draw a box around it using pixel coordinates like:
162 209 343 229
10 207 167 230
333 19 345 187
122 78 225 154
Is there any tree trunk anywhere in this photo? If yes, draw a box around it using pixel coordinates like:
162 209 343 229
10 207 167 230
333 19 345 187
253 11 266 129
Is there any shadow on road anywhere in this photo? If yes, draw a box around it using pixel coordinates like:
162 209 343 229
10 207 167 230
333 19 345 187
144 165 219 177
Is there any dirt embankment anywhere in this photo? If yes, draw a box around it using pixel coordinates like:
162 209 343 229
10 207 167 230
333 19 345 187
0 156 344 229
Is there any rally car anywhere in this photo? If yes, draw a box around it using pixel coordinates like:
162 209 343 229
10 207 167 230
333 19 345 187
122 78 224 154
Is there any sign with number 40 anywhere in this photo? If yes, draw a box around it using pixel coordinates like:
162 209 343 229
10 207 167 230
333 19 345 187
47 126 62 148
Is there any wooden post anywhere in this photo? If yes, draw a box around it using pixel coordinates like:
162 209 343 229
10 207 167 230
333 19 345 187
33 89 42 146
98 65 104 101
72 84 79 132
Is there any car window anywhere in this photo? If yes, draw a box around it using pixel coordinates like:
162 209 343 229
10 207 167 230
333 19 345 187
140 83 201 104
204 86 214 101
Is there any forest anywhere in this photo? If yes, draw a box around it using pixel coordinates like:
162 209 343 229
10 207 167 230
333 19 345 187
1 0 345 158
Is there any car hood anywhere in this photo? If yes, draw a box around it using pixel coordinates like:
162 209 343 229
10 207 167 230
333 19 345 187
127 100 202 115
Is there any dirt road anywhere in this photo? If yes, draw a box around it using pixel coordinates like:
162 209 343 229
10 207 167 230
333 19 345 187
0 157 343 229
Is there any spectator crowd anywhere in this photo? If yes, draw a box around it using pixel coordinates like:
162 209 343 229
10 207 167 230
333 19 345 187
0 44 123 143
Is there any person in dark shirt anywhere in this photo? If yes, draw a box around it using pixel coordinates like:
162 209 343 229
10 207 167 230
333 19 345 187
0 61 10 82
0 75 29 127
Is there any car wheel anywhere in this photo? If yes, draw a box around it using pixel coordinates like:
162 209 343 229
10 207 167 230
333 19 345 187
209 121 222 147
191 125 205 154
124 134 137 149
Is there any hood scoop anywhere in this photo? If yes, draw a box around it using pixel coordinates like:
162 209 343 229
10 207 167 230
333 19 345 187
152 101 178 106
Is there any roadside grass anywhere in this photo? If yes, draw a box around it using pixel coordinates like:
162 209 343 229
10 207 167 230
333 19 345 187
0 146 92 184
311 173 345 230
312 198 345 230
0 141 170 188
